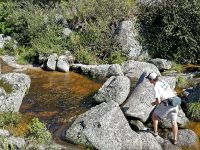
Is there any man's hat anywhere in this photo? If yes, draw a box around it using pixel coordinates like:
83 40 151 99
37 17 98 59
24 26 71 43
146 72 158 80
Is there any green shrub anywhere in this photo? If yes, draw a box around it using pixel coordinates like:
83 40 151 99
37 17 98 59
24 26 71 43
0 136 9 150
0 112 21 127
1 0 67 57
16 54 30 65
170 62 184 73
187 102 200 121
31 24 66 56
106 50 127 64
176 76 187 89
0 1 14 35
27 118 52 145
3 40 17 55
60 0 136 64
0 0 136 64
0 80 13 94
74 47 97 64
138 0 200 63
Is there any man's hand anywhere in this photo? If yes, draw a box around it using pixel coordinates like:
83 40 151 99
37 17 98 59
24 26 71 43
151 101 156 106
151 98 161 106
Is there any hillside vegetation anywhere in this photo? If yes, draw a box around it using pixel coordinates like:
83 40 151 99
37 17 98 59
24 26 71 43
0 0 199 64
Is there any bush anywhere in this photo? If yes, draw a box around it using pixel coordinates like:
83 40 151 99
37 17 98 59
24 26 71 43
176 76 187 89
60 0 136 64
0 80 13 94
187 102 200 121
106 50 127 64
0 112 21 127
1 0 67 58
0 137 10 150
0 0 136 64
138 0 200 63
3 39 17 55
27 118 52 145
0 1 14 35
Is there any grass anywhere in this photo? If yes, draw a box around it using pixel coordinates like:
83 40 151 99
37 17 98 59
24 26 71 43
0 112 21 128
176 76 187 89
187 102 200 121
0 80 12 94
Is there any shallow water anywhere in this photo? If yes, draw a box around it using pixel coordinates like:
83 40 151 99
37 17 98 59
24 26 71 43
19 68 102 149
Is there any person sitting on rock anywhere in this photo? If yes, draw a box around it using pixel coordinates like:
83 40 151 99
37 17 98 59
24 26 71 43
146 72 179 145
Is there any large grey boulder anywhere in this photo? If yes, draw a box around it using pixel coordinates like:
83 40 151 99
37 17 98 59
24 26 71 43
0 129 10 137
71 64 123 78
46 53 58 71
0 55 23 69
90 64 111 77
117 20 148 60
0 73 31 112
168 129 199 149
38 54 48 65
148 58 172 71
122 73 187 125
122 72 155 122
161 140 181 150
107 64 124 76
121 60 160 78
70 64 96 75
140 132 162 150
64 50 75 65
57 55 70 72
0 34 12 48
64 101 142 150
8 136 26 149
93 76 130 105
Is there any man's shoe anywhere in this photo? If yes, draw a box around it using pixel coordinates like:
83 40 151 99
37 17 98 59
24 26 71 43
150 131 158 137
171 139 177 145
154 131 158 137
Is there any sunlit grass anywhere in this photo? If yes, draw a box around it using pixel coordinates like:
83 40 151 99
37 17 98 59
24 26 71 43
0 80 12 94
187 102 200 121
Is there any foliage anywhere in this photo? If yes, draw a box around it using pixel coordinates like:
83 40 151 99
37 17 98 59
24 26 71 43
0 0 67 61
0 1 14 35
60 0 136 64
0 112 21 127
176 76 187 89
138 0 200 63
0 80 13 94
3 39 17 55
27 118 52 145
166 62 184 73
0 0 136 64
106 50 127 64
187 102 200 121
0 136 10 150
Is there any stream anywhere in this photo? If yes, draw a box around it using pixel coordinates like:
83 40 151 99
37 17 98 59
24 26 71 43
1 60 200 149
